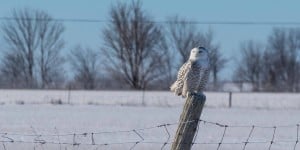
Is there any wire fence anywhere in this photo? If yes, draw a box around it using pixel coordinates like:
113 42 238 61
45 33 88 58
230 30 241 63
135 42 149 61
1 90 300 109
1 119 299 150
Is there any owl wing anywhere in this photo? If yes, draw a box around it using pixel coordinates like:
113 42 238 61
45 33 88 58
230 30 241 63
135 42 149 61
197 60 210 92
197 67 210 92
170 61 191 96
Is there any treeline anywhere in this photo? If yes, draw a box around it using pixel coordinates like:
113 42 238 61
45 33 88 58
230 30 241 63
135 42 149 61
0 1 299 92
234 28 300 92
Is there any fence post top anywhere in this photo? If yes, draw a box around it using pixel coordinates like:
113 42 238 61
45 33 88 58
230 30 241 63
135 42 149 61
189 92 206 101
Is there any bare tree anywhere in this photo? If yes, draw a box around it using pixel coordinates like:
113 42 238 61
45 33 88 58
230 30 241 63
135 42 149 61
70 46 100 89
36 12 65 88
101 1 169 89
1 8 65 88
233 40 264 91
201 29 227 90
263 28 300 92
166 15 203 64
167 17 226 90
0 52 27 88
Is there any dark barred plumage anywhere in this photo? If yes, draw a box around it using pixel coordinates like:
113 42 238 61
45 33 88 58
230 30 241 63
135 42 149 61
170 47 210 98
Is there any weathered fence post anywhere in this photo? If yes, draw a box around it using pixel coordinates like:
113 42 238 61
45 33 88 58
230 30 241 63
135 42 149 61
142 88 146 106
67 86 71 104
171 92 206 150
229 92 232 108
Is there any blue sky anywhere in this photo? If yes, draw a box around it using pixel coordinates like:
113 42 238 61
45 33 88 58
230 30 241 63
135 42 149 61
1 0 300 80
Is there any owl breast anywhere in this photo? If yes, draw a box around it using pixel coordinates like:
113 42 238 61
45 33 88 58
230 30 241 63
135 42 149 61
187 61 209 93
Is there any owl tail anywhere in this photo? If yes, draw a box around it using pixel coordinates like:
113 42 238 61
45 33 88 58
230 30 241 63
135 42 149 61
170 82 182 96
170 82 177 92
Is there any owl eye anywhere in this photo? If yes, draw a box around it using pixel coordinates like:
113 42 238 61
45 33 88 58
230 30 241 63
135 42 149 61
199 50 203 53
199 46 206 50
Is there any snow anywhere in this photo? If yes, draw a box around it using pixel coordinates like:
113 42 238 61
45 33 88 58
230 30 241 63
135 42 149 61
0 90 299 149
0 90 300 109
0 105 299 150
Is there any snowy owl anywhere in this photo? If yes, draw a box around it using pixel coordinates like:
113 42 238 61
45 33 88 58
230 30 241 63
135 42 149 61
170 46 210 97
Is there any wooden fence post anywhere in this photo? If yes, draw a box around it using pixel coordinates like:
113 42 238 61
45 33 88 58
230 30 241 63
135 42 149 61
171 92 206 150
229 92 232 108
67 86 71 104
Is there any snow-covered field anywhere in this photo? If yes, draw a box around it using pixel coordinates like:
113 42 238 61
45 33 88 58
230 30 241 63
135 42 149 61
1 90 300 109
0 90 300 150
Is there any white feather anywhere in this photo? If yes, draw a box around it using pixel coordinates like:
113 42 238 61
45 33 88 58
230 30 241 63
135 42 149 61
170 47 210 97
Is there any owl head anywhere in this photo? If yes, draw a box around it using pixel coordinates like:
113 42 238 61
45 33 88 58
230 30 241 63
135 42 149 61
189 46 209 62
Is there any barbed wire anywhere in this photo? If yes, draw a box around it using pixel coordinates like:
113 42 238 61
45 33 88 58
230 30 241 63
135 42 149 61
1 119 299 150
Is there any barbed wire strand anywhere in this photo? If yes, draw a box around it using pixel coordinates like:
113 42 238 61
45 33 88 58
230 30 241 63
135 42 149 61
192 119 201 145
30 126 39 150
268 126 277 150
1 134 9 150
1 119 300 150
217 125 228 150
160 125 170 150
294 124 299 150
1 119 297 137
1 139 298 146
54 127 62 150
129 129 144 150
2 142 7 150
91 132 95 145
242 125 255 150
